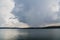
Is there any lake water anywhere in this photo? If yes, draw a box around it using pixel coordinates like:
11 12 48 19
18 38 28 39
0 29 60 40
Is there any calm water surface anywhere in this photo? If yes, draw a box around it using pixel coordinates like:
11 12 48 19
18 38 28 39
0 29 60 40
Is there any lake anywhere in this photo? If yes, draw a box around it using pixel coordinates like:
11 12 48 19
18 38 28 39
0 29 60 40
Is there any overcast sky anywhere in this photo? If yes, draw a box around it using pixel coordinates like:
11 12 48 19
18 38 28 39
0 0 60 27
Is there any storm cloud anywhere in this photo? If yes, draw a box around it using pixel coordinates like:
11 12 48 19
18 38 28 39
12 0 60 27
0 0 60 27
0 0 29 28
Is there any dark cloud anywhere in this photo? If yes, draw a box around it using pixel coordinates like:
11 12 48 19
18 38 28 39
12 0 60 27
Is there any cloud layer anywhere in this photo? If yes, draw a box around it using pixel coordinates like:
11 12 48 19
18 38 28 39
0 0 60 27
12 0 60 27
0 0 29 28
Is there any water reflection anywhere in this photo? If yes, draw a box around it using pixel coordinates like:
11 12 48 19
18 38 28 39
0 29 59 40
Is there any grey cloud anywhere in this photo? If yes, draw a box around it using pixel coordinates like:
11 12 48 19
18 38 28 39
12 0 60 27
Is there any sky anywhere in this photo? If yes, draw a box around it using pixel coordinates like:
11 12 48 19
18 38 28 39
0 0 60 27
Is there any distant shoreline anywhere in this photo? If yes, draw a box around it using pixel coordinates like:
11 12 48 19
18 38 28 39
0 26 60 29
